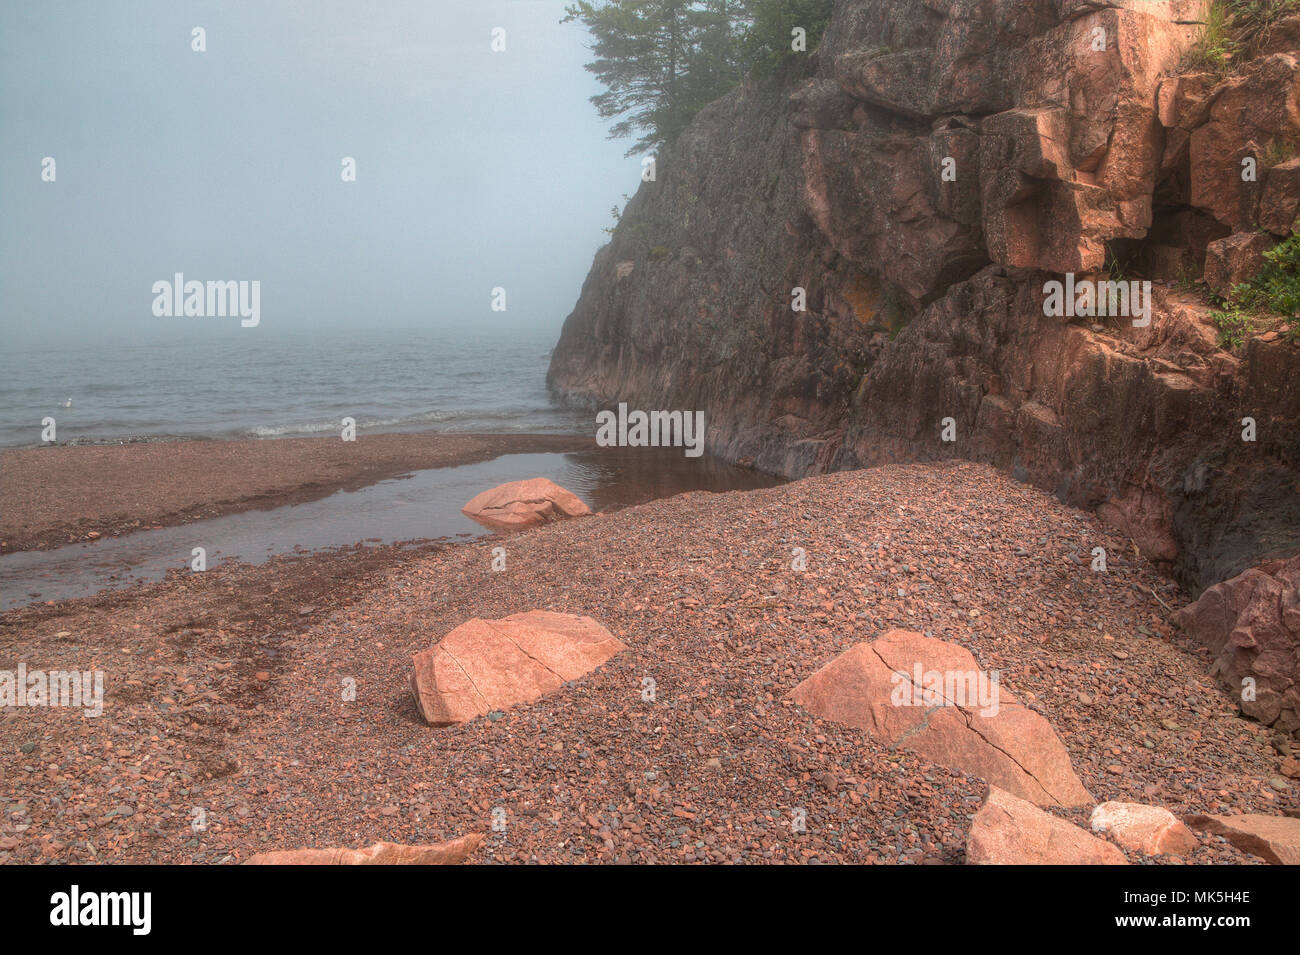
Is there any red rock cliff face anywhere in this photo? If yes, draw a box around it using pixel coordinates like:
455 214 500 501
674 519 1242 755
548 0 1300 594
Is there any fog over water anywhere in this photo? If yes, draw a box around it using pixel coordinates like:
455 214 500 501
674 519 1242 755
0 0 637 351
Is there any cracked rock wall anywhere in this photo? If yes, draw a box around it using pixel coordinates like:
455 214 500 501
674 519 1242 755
549 0 1300 594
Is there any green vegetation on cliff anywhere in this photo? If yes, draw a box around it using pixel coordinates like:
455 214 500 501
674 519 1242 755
564 0 833 155
1188 0 1299 73
1212 230 1300 346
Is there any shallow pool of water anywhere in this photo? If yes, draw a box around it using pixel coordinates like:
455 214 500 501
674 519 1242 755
1 447 780 609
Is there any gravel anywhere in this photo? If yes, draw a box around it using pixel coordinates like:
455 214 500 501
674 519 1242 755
1 460 1292 864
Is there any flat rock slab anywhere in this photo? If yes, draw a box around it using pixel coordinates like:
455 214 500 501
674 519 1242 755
244 833 483 865
1184 813 1300 865
1090 801 1198 855
787 629 1092 807
967 786 1128 865
461 477 591 530
411 610 626 725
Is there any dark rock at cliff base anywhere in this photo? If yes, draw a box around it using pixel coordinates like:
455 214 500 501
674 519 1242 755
548 0 1300 595
1174 555 1300 737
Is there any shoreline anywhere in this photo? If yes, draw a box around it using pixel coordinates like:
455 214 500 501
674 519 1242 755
0 431 596 554
1 460 1290 864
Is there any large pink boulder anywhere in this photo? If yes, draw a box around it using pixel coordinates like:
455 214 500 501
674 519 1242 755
244 833 483 865
1184 814 1300 865
1174 555 1300 737
410 611 626 725
787 629 1092 806
461 477 591 530
967 786 1128 865
1090 801 1199 855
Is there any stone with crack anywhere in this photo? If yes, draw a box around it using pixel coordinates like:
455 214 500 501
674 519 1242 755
787 629 1092 807
461 477 590 530
410 611 626 725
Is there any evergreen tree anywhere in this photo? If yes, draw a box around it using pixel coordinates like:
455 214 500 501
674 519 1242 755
563 0 751 155
563 0 833 155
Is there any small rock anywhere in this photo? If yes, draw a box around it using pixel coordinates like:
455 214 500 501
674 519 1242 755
245 834 483 865
1090 801 1198 856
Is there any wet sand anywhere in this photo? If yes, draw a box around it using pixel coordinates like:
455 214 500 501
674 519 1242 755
2 446 781 608
0 433 596 554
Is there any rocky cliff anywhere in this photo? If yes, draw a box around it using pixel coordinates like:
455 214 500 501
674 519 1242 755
549 0 1300 595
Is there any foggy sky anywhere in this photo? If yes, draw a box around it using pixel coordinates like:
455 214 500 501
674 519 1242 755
0 0 639 346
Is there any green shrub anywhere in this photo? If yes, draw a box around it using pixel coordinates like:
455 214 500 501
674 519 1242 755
1187 0 1300 74
1248 229 1300 317
1210 302 1254 347
1211 228 1300 346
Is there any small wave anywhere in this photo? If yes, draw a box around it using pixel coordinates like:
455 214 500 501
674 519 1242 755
242 409 482 438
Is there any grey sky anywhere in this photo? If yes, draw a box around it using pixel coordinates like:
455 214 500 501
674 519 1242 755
0 0 637 345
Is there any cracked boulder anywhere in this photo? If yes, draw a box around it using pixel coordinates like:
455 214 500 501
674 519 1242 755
786 629 1092 806
461 477 591 530
410 611 626 725
244 833 483 865
967 786 1128 865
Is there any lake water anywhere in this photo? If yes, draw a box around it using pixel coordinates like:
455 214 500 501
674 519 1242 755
0 325 584 448
0 447 781 609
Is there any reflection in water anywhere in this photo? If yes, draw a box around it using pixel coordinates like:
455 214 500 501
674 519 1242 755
0 448 781 609
561 447 779 514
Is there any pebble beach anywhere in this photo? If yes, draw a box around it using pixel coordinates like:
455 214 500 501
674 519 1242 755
2 458 1292 864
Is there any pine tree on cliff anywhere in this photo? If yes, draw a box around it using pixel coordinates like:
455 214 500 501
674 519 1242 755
563 0 749 155
564 0 832 155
